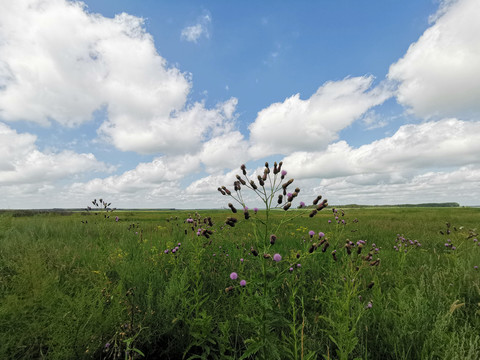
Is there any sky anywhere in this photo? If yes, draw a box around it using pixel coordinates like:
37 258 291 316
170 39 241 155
1 0 480 209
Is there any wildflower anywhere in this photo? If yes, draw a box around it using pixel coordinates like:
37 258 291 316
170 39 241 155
273 253 282 262
164 249 169 254
178 242 181 246
299 201 306 208
308 230 315 238
230 272 238 280
115 216 119 222
240 280 247 287
328 219 332 224
289 267 294 272
186 218 194 223
366 301 373 309
270 234 277 245
297 263 301 268
254 207 258 214
105 342 111 349
281 170 287 178
474 266 478 270
318 232 325 238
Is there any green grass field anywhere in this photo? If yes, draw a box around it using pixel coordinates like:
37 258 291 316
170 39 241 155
1 206 479 359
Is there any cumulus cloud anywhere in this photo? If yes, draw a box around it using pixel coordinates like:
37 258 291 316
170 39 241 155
181 13 212 43
283 118 480 180
315 166 480 205
388 0 480 119
71 155 200 196
0 1 233 155
0 122 110 186
248 76 392 158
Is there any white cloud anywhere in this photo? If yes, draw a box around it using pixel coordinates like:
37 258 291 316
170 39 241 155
248 76 392 158
71 154 200 196
388 0 480 119
315 166 480 206
0 122 110 186
282 118 480 181
181 13 211 43
0 1 232 155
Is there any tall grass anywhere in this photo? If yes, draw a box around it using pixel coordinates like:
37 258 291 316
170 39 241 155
0 205 479 359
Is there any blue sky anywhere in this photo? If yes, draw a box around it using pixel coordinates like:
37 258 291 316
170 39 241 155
1 0 480 209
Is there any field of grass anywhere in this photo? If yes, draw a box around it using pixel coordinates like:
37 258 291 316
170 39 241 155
1 205 479 359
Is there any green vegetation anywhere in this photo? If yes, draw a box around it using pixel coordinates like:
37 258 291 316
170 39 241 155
1 205 479 359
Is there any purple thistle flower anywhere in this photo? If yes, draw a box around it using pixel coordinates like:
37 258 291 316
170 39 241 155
308 230 315 237
186 218 194 223
105 342 111 349
172 249 176 253
366 301 373 309
297 263 301 268
240 279 246 286
474 266 478 270
115 216 119 222
281 170 287 176
240 258 244 263
328 219 332 224
289 267 294 272
452 246 456 250
213 253 216 256
318 232 325 238
273 253 282 262
254 207 259 214
230 272 238 280
164 249 169 254
299 201 305 208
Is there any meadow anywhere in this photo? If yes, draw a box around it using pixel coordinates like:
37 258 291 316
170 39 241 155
1 172 480 359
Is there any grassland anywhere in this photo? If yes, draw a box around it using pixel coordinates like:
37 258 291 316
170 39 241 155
0 206 479 359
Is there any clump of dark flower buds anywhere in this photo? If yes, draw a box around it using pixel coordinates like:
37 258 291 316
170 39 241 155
270 234 277 245
241 164 247 175
221 186 231 195
367 281 375 289
317 199 328 211
309 209 318 218
236 175 246 185
251 248 258 256
263 253 271 259
218 187 226 195
313 195 322 205
282 179 294 190
283 202 291 211
257 175 265 186
225 217 238 227
228 203 237 213
332 250 337 261
244 208 250 220
322 242 330 252
250 180 258 190
225 286 234 293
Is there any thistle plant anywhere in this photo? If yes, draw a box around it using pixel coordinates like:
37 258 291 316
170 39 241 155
218 162 328 359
